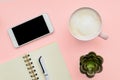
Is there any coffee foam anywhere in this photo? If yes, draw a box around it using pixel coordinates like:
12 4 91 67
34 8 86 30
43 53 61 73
69 8 101 40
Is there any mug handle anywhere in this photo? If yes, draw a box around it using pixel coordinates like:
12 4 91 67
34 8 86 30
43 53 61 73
99 32 109 40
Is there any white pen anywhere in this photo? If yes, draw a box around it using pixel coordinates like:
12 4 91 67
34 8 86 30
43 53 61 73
39 56 49 80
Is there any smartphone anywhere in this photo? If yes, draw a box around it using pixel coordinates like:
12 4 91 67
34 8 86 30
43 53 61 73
8 14 54 48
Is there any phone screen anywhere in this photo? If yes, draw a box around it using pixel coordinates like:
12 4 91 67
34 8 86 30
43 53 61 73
12 15 50 45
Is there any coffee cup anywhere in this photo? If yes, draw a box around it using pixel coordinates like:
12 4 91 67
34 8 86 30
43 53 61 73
69 7 108 41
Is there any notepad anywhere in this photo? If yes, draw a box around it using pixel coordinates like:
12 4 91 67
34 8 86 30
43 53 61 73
0 43 72 80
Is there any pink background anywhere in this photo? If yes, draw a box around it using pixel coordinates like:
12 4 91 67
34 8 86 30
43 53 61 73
0 0 120 80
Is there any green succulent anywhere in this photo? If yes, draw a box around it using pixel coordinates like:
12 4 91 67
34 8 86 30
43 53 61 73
80 52 103 78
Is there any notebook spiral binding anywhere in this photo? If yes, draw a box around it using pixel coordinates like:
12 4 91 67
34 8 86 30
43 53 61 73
23 54 39 80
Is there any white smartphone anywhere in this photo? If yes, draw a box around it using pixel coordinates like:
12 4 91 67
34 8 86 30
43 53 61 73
8 14 54 48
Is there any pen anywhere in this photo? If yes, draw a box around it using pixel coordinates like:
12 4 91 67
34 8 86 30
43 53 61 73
39 56 49 80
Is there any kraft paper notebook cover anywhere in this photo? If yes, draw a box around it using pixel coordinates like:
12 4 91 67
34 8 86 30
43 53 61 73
0 43 71 80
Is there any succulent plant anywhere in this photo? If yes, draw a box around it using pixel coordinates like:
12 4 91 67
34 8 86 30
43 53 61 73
80 52 103 78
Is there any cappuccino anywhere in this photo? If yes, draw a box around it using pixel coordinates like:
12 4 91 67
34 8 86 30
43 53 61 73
69 7 102 40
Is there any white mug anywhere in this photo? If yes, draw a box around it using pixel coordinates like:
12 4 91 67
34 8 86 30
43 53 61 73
69 7 108 41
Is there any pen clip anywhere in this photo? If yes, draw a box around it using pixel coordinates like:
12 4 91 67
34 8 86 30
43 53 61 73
39 56 45 73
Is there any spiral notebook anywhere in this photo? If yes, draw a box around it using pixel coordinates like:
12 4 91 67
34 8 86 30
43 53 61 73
0 43 71 80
